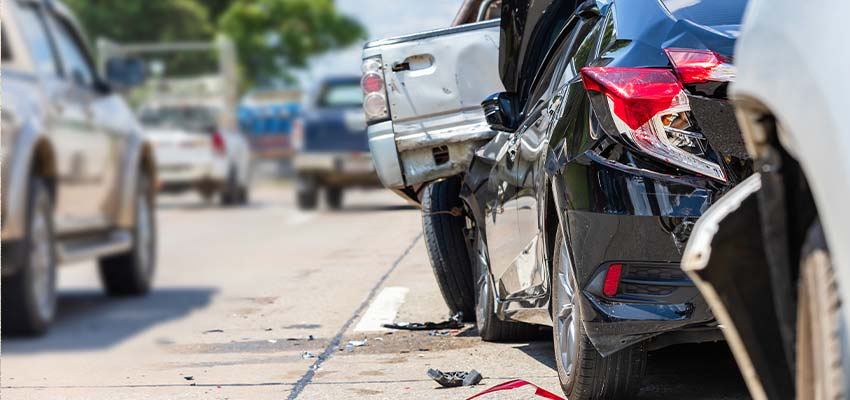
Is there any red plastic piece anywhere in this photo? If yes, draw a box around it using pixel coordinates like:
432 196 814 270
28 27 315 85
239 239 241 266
664 48 727 84
580 67 682 130
466 379 565 400
603 264 623 297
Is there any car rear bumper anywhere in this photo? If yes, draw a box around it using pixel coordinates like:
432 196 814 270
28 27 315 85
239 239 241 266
555 152 743 355
294 152 380 187
367 119 496 192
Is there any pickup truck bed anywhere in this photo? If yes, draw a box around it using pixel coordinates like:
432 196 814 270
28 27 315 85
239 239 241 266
363 19 503 203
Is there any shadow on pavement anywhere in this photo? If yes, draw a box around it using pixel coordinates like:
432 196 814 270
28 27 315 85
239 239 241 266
334 204 418 213
3 287 216 353
637 341 749 399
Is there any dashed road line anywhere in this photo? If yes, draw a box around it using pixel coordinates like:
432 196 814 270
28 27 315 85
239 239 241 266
354 286 409 332
286 232 422 400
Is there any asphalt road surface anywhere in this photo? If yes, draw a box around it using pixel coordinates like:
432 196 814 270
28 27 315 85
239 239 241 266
2 183 751 400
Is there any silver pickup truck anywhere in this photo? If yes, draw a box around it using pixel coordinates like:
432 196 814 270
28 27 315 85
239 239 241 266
360 2 502 320
2 0 156 335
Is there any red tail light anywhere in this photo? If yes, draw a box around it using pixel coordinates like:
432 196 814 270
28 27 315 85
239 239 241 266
581 68 682 130
580 66 726 182
603 264 623 297
212 131 226 155
664 48 736 84
360 56 390 122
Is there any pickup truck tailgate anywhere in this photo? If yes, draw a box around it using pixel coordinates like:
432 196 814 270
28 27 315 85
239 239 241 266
363 20 503 191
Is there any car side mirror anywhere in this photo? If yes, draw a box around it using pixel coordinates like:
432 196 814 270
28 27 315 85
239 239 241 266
482 92 519 133
105 57 146 90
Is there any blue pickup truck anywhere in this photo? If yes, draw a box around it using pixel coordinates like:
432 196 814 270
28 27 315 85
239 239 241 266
293 76 380 209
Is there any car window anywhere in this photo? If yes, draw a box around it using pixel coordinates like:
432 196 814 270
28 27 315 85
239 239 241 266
47 14 95 87
14 5 59 76
140 106 220 133
318 83 362 108
1 26 11 62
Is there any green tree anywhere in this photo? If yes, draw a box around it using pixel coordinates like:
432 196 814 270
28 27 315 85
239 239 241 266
218 0 366 86
64 0 217 76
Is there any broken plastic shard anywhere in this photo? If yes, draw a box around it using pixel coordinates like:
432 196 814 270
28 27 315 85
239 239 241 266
301 352 316 359
202 329 224 334
267 339 278 344
427 368 482 388
183 376 194 381
383 312 464 331
346 339 367 347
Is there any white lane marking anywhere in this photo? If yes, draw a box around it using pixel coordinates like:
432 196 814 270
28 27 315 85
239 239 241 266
286 211 316 226
354 286 409 332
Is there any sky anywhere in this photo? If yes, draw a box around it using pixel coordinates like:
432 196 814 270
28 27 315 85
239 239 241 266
302 0 462 85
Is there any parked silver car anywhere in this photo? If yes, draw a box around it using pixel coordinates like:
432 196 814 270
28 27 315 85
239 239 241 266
1 0 156 335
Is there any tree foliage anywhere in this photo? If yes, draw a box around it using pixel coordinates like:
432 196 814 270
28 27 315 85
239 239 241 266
64 0 366 88
218 0 366 86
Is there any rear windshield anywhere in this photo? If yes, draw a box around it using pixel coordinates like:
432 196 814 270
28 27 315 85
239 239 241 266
661 0 747 26
317 83 362 108
140 106 219 133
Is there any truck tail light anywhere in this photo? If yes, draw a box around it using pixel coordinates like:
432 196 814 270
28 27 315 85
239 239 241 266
664 48 736 84
581 66 726 182
360 56 390 123
211 131 226 155
291 118 304 151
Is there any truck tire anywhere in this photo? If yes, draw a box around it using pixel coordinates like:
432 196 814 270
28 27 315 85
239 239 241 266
421 178 476 322
473 224 538 341
551 229 646 399
220 168 240 206
99 174 156 296
296 175 318 210
2 177 58 336
796 221 847 400
325 187 344 210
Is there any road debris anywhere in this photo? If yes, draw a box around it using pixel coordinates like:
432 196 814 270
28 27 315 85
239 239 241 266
429 330 451 337
302 352 317 359
466 379 564 400
346 339 368 347
267 339 278 344
427 368 482 387
202 329 224 334
383 312 464 331
183 376 194 381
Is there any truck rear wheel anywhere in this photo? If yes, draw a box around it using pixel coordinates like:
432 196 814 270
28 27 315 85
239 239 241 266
796 221 847 400
296 175 318 210
99 174 156 296
421 178 476 322
326 187 344 210
2 177 58 336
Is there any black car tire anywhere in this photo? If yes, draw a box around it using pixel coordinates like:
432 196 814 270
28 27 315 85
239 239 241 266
296 175 318 210
551 228 646 400
2 176 58 336
326 187 344 210
99 174 156 296
220 168 240 206
796 221 847 400
473 224 538 341
421 178 476 322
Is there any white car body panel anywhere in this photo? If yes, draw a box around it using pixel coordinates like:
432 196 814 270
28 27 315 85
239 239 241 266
733 0 850 356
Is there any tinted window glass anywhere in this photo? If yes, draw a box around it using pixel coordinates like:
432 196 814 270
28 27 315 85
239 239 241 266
1 27 11 62
48 15 95 86
15 6 59 76
318 83 362 108
662 0 747 26
140 106 219 133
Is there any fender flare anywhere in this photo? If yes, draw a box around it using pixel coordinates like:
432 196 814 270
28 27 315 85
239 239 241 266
113 136 157 228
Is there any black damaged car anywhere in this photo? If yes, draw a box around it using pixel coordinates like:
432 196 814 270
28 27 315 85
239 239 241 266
455 0 751 398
